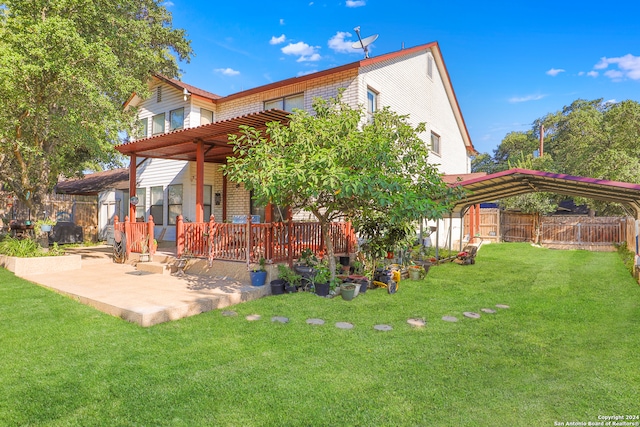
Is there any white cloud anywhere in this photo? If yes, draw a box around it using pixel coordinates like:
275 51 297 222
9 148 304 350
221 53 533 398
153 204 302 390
328 31 356 54
593 54 640 80
346 0 366 7
163 1 174 6
587 70 598 77
279 18 285 25
508 94 546 103
546 68 565 77
214 68 240 76
604 69 625 81
281 41 321 62
270 34 286 45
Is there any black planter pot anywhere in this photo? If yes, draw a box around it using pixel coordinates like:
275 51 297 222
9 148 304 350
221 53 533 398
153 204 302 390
315 282 330 297
271 279 285 295
285 284 297 293
358 278 369 294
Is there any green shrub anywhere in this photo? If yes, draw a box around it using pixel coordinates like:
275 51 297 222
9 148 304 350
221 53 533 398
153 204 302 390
615 242 635 275
0 236 65 257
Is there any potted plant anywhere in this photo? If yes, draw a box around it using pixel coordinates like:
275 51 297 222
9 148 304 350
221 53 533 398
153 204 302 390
341 282 357 301
249 257 268 287
408 264 426 280
294 248 317 291
35 218 56 235
277 264 301 293
313 261 331 297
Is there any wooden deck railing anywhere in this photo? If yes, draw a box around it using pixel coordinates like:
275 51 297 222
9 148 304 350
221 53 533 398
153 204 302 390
113 215 156 260
176 215 356 264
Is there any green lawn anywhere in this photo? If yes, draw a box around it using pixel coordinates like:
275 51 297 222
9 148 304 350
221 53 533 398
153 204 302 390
1 243 638 426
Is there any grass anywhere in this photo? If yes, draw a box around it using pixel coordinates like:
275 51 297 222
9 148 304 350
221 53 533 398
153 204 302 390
1 243 639 426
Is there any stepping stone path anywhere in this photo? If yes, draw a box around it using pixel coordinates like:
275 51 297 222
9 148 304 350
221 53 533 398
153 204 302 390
442 316 459 322
463 312 481 319
222 310 237 317
271 316 289 323
306 318 325 325
407 318 426 327
374 324 393 331
245 314 261 321
481 308 497 314
335 322 354 330
496 304 510 309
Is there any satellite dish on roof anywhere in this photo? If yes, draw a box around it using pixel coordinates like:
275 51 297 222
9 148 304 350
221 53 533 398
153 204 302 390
352 26 378 59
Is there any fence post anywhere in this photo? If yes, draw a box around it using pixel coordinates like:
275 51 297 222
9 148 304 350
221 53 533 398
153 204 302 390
208 215 215 264
247 215 252 267
176 215 184 258
148 214 155 255
124 215 131 260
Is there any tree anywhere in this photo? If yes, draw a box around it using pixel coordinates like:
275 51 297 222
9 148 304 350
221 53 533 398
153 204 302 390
0 1 192 210
224 94 463 281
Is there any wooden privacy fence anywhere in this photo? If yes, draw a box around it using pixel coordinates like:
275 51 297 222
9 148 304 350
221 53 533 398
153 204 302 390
176 215 356 264
468 209 629 250
0 192 98 241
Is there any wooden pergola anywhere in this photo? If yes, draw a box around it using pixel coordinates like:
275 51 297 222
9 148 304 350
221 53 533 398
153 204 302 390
116 109 291 224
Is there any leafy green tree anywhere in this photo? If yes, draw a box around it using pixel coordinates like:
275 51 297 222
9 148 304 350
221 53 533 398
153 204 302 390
224 94 463 281
470 152 496 174
0 1 192 210
493 130 539 172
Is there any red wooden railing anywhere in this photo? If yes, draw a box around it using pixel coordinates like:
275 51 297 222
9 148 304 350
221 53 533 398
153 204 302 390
114 215 155 260
176 215 356 264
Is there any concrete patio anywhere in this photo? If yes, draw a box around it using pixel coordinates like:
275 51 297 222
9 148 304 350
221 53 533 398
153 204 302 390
18 246 270 327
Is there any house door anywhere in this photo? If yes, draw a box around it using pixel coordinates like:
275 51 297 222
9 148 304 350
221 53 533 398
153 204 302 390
100 200 119 243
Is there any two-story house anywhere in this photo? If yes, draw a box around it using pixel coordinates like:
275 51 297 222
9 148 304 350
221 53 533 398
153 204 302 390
110 41 475 257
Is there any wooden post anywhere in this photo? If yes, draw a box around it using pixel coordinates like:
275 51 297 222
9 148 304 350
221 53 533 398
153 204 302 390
195 139 204 223
208 215 215 265
475 203 481 236
246 215 252 267
129 154 137 222
469 205 475 239
124 215 131 260
176 215 184 258
148 214 155 255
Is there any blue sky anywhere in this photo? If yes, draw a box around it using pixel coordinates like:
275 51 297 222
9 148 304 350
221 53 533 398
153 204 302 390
166 0 640 155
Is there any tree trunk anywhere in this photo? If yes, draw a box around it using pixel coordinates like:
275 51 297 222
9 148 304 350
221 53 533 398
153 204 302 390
319 219 337 283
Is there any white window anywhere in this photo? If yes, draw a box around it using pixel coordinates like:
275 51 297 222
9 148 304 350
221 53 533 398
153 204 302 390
169 107 184 131
203 185 212 220
152 113 165 135
431 132 441 155
264 93 304 112
427 56 434 79
367 89 377 122
167 184 183 225
200 108 214 126
150 186 164 225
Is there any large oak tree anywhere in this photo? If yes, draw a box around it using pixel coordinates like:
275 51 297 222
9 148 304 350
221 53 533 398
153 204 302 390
0 1 192 209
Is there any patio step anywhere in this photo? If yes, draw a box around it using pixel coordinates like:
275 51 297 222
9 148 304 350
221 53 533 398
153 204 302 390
136 261 170 275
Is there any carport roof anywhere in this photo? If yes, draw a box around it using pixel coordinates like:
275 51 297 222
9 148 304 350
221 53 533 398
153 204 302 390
451 168 640 216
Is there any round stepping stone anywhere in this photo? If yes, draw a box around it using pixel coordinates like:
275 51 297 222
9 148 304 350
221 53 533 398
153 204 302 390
463 312 481 319
481 308 497 314
374 324 393 331
271 316 289 323
222 310 237 317
442 316 458 322
335 322 354 330
407 318 426 327
245 314 261 321
306 318 325 325
496 304 510 309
